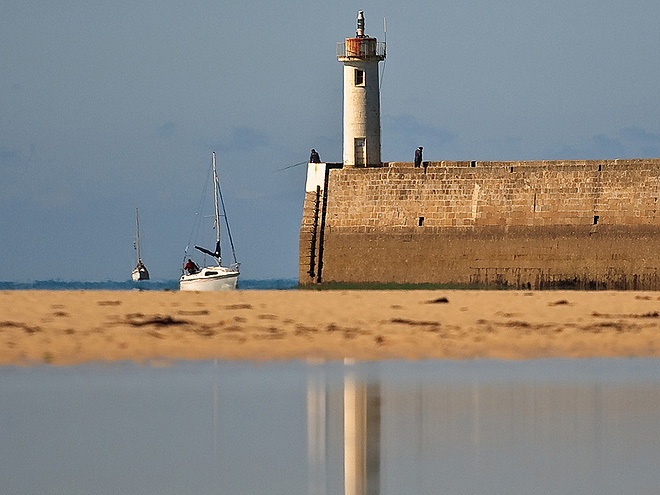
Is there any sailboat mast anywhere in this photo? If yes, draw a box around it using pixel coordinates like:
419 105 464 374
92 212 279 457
212 152 221 258
135 208 142 261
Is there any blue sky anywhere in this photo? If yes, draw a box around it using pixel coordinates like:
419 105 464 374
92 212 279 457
2 0 660 281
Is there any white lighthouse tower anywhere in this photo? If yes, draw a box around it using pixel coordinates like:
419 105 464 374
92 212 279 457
337 11 386 168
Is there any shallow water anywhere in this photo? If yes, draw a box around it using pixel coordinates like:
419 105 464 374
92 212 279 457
1 359 659 495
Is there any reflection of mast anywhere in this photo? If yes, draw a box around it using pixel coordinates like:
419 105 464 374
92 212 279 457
344 370 381 495
213 382 219 453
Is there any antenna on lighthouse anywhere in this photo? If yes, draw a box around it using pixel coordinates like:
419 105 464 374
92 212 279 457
380 17 387 91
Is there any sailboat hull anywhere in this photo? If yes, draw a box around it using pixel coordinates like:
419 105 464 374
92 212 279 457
180 266 239 291
132 267 150 281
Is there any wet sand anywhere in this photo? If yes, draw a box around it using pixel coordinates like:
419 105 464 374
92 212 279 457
1 290 660 365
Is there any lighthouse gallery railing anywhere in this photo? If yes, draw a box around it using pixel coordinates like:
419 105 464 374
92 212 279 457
336 40 386 59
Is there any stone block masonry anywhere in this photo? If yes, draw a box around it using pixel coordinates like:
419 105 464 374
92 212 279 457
299 159 660 289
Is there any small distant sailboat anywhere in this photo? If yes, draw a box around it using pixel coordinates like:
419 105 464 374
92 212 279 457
132 208 150 281
180 152 240 291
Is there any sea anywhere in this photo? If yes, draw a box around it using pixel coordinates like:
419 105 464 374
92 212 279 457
0 278 298 291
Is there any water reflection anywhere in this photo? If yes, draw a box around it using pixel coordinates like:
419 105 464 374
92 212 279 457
343 369 380 495
2 359 660 495
307 368 327 495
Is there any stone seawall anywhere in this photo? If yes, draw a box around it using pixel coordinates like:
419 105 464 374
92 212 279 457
299 159 660 288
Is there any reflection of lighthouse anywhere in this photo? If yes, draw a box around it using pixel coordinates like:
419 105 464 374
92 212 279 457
337 11 386 168
306 364 382 495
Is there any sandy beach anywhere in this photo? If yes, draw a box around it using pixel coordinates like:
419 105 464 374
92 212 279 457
2 289 660 365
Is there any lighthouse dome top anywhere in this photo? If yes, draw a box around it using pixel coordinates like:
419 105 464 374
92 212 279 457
337 11 386 61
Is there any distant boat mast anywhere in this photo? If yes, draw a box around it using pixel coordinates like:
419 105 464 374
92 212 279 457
135 208 143 263
132 207 149 281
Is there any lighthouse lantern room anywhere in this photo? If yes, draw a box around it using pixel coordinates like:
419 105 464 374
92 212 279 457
337 11 386 168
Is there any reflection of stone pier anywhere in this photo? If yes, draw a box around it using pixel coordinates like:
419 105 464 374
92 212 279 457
307 371 328 495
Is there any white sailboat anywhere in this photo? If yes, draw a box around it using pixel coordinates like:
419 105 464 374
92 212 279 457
132 208 150 281
180 152 240 291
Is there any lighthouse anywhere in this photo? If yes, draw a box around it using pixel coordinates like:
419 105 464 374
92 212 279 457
337 11 386 168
